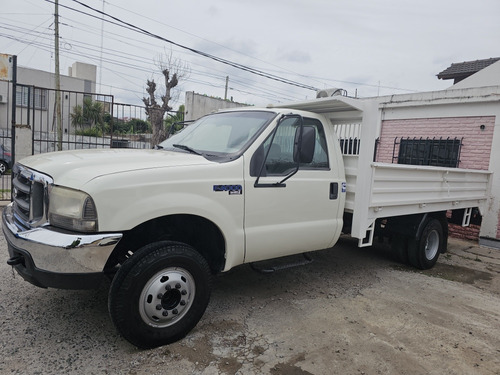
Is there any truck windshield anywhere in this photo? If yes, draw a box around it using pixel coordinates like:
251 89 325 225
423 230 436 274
158 111 276 160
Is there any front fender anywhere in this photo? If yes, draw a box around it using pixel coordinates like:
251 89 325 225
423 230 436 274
84 160 246 270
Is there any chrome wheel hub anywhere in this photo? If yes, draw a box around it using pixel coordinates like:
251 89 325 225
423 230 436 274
424 230 440 260
139 267 195 328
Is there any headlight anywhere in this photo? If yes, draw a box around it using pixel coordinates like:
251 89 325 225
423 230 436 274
48 186 98 232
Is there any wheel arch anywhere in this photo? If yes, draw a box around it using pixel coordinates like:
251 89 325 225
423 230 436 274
386 211 448 252
416 212 448 253
105 214 226 274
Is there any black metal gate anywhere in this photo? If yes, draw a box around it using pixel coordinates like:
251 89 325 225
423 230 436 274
0 77 13 202
16 84 115 155
0 84 183 202
0 84 117 201
0 129 11 202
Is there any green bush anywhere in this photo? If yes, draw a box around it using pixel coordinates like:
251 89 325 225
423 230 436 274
75 126 103 137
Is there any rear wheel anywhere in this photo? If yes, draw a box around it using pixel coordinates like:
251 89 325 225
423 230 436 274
408 218 444 270
108 241 212 349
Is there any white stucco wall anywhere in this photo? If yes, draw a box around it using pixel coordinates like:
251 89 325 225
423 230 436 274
18 65 93 92
451 60 500 89
184 91 249 121
0 62 97 133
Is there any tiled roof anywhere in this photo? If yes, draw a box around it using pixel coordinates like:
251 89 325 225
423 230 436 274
437 57 500 80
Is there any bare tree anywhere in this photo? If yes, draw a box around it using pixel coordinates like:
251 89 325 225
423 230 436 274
143 52 189 147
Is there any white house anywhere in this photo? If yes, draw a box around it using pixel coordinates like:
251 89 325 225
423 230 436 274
0 61 98 160
0 61 97 130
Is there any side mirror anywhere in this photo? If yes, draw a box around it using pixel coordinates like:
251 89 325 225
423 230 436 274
293 125 316 163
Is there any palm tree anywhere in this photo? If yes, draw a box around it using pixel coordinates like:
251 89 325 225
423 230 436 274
83 97 104 128
71 104 84 128
71 98 105 130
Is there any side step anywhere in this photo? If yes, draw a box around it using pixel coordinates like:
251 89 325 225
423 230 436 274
250 253 314 274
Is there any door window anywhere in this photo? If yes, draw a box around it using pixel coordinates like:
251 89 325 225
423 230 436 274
251 117 329 176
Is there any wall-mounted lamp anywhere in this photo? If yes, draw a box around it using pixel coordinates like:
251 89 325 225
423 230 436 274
480 124 486 131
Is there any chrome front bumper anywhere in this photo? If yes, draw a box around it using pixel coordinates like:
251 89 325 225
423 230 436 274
3 203 122 289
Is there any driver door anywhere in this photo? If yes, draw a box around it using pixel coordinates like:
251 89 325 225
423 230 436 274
243 116 344 263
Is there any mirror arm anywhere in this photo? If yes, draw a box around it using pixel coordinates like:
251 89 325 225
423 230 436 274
254 115 286 188
254 113 302 188
278 164 299 185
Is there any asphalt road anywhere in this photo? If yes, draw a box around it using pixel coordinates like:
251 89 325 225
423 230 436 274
1 228 499 375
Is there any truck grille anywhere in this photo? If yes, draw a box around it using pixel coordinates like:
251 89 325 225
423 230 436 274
12 164 53 231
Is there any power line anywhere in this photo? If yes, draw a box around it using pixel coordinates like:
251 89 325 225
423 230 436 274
1 15 308 101
2 1 426 101
1 26 302 105
105 1 328 89
1 5 419 101
43 0 319 91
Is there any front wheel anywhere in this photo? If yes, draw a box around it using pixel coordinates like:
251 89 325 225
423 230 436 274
408 218 444 270
108 241 212 349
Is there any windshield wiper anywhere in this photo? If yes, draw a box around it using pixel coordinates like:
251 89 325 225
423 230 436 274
172 144 202 156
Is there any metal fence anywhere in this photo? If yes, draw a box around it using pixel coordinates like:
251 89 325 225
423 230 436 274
112 102 151 149
22 86 115 154
0 84 184 201
0 128 11 201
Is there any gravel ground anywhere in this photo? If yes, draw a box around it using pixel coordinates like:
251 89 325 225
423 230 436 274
1 230 499 375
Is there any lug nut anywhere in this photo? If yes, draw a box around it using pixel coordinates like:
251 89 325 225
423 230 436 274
156 304 162 310
181 290 187 295
157 293 163 299
175 283 181 289
180 300 186 306
165 285 171 291
162 311 168 317
172 309 178 315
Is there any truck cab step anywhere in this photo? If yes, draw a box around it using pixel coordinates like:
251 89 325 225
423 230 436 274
250 253 314 274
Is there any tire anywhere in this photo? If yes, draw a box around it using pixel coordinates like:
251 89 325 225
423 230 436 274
392 234 409 264
408 218 444 270
108 241 212 349
0 161 7 175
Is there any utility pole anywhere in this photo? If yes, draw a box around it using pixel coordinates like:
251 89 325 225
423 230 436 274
54 0 63 151
224 76 229 100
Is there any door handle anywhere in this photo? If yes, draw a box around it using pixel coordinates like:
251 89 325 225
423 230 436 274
330 182 338 200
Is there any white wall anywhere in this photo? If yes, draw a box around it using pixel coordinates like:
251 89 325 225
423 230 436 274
185 91 249 121
451 60 500 89
0 62 97 136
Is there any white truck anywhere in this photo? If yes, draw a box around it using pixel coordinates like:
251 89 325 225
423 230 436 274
3 96 491 348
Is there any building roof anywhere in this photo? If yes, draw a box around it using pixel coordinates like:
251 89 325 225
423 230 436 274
437 57 500 82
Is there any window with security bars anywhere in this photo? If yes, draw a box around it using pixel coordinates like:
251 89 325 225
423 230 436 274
16 86 47 110
394 137 462 168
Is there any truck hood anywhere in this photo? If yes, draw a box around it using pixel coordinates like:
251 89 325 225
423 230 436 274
18 148 212 188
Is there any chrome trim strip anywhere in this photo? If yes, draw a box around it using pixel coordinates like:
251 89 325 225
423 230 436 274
3 203 122 273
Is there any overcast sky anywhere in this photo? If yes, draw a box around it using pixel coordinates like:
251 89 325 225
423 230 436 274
1 0 499 108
